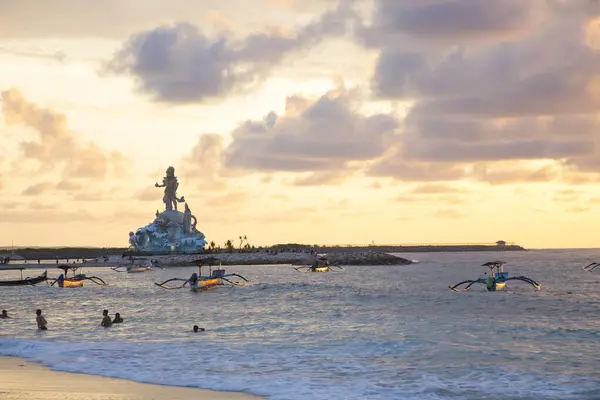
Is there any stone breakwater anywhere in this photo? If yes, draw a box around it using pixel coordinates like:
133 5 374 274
153 251 412 267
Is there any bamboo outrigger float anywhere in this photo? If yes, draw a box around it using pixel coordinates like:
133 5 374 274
155 258 249 291
449 261 540 292
49 266 109 288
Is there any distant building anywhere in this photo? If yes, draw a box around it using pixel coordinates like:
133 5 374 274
496 240 507 248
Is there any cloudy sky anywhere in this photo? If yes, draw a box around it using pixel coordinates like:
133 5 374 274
2 0 600 249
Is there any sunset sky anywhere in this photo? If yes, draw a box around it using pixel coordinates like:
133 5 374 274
2 0 600 249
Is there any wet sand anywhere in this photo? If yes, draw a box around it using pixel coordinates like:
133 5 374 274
0 356 263 400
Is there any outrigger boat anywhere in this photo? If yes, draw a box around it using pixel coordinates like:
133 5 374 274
0 269 48 286
583 262 600 272
49 266 109 288
155 259 249 291
112 257 161 273
294 255 343 273
449 261 540 292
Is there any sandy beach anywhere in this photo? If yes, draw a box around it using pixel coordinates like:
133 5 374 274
0 356 263 400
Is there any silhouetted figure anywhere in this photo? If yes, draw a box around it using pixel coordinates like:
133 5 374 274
101 309 112 327
193 325 205 332
36 309 47 330
56 274 65 288
188 273 199 286
112 313 123 323
0 310 9 319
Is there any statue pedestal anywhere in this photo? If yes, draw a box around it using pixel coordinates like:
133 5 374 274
129 209 207 253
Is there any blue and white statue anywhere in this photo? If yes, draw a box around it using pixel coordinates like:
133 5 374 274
128 166 208 252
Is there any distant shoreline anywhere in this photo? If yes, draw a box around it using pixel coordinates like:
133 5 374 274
0 243 524 268
0 243 526 260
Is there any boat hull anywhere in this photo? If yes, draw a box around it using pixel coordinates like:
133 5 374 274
61 279 84 288
190 278 222 291
486 281 507 291
0 272 47 287
127 267 151 273
313 266 329 272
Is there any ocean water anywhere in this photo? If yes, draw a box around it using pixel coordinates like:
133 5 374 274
0 249 599 399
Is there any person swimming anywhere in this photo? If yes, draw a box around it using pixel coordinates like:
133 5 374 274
36 309 47 330
0 310 9 319
193 325 205 332
101 309 112 327
112 313 123 323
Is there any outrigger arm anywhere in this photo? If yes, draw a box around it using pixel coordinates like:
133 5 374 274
448 279 485 292
294 264 344 272
504 276 541 290
220 273 250 286
154 277 188 289
449 276 540 291
584 262 600 272
83 276 109 286
155 270 250 289
49 276 109 286
49 266 110 287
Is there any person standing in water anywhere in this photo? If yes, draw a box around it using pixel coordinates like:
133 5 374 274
193 325 205 332
101 310 112 327
36 309 47 330
112 313 123 323
0 310 10 319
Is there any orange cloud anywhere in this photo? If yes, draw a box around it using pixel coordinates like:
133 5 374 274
1 89 127 180
410 183 470 194
433 209 466 219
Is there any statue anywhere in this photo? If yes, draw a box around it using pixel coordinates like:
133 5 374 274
155 166 185 211
183 203 192 235
128 232 137 248
128 166 207 253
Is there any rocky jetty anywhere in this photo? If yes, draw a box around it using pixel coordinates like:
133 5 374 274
151 251 412 267
324 251 412 266
2 251 412 269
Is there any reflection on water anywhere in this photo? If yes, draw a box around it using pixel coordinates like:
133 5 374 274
0 249 599 399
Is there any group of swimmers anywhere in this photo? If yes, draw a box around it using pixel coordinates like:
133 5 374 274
1 309 50 330
101 309 123 327
1 308 204 332
0 309 122 330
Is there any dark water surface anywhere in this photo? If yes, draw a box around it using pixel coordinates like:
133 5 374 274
0 249 599 399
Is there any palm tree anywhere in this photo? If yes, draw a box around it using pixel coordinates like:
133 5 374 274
239 235 249 251
225 240 234 253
